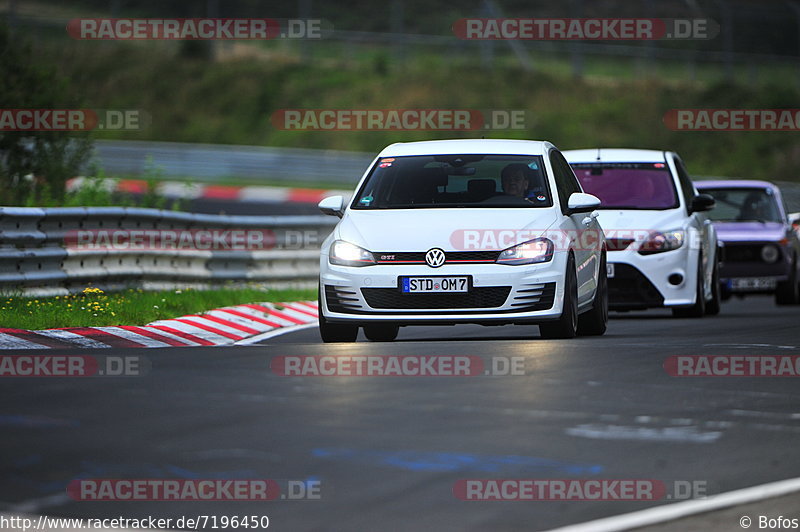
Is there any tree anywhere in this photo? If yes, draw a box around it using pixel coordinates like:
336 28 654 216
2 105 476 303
0 24 93 206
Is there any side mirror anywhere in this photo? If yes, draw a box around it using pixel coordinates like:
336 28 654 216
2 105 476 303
318 196 345 218
567 192 601 214
690 193 716 213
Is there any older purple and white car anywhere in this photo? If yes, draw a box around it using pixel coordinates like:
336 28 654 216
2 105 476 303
695 180 800 305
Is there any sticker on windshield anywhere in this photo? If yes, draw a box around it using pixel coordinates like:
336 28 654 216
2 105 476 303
380 158 395 162
536 195 547 201
379 162 392 168
528 162 539 170
359 196 373 205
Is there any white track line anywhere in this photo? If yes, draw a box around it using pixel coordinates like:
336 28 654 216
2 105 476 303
544 476 800 532
235 322 318 345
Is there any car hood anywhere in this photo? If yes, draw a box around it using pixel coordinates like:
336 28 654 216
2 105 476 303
336 209 559 251
595 209 685 235
712 221 787 243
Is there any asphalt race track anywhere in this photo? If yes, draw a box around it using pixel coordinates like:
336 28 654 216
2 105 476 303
2 296 799 531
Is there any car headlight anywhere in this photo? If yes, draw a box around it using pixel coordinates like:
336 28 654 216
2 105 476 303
761 244 780 263
329 240 376 267
638 230 685 255
496 238 554 265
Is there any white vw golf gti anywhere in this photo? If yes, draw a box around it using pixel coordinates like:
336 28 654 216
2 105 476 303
317 139 608 342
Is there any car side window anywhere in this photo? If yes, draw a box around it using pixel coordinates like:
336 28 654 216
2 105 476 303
673 156 696 209
549 149 582 214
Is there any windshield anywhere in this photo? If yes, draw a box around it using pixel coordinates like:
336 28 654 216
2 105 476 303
700 187 783 223
351 154 552 209
570 163 679 210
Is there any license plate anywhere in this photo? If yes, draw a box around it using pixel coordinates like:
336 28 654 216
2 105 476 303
730 277 777 291
401 276 469 293
606 263 615 279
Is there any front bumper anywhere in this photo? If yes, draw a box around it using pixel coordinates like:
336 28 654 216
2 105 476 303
319 255 568 325
606 244 698 310
719 242 791 294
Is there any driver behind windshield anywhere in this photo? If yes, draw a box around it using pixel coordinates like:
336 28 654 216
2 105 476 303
500 163 530 197
500 163 549 204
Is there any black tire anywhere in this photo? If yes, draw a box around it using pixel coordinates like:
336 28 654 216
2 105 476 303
318 286 358 343
776 256 799 305
672 255 706 318
705 253 721 316
577 253 608 336
363 324 399 342
540 254 578 339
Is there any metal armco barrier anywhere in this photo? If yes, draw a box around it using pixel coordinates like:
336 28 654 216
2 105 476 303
0 207 337 296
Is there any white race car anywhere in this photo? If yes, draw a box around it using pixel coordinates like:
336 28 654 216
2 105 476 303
564 148 720 317
317 139 608 342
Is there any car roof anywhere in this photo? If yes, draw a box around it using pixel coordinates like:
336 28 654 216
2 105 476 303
695 179 777 189
562 148 668 163
378 139 554 157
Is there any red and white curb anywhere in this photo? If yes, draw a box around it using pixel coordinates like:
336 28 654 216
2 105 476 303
0 301 318 349
67 177 351 204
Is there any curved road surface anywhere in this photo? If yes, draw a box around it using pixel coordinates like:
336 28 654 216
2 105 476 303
2 297 799 531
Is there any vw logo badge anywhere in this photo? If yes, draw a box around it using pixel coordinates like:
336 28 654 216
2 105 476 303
425 248 446 268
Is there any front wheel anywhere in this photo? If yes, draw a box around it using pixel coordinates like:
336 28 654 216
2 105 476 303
540 255 578 339
577 253 608 336
705 253 721 315
318 286 358 343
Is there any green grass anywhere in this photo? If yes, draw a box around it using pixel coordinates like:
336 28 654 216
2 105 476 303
0 287 316 330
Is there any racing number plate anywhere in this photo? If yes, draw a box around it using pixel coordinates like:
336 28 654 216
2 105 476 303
401 276 470 293
606 263 615 279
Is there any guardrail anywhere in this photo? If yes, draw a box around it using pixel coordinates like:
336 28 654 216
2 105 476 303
0 207 337 296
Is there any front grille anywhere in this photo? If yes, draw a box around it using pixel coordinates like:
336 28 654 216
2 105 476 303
722 244 778 263
608 263 664 309
373 250 501 264
362 286 511 309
